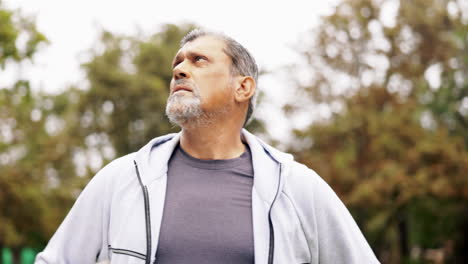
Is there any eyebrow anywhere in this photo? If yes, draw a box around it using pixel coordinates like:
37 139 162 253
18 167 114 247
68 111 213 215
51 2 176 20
172 53 182 68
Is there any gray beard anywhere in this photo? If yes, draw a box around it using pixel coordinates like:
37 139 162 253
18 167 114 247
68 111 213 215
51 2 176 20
166 91 204 127
165 91 232 128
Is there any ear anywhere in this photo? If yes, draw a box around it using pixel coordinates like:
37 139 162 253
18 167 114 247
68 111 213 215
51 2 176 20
233 76 256 104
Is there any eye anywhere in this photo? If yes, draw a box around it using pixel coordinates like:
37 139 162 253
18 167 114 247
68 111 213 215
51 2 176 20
194 55 206 62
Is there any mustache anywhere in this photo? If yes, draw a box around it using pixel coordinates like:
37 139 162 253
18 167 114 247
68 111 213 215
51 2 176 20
171 79 199 95
173 79 193 88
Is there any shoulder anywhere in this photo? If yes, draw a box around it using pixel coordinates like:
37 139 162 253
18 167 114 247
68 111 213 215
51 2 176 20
89 132 179 185
283 159 358 231
102 153 136 174
243 131 342 208
77 153 137 198
282 160 333 201
250 136 332 200
94 132 178 180
94 153 137 180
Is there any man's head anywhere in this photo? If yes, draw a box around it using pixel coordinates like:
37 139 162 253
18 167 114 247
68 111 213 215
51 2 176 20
165 29 258 128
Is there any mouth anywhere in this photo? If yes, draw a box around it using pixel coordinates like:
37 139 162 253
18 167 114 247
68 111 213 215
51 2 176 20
172 85 193 94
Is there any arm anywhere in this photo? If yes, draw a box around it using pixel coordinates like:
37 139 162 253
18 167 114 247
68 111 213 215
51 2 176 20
312 175 379 263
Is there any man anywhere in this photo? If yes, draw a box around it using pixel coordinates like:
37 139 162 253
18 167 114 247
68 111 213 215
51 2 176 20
36 29 379 264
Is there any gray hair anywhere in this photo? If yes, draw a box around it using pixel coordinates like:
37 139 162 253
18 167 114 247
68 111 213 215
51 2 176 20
180 29 259 126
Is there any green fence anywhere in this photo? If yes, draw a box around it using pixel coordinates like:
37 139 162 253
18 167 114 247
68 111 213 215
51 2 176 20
1 248 37 264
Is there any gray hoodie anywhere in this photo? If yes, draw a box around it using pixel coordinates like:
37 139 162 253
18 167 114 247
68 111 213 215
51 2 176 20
35 129 380 264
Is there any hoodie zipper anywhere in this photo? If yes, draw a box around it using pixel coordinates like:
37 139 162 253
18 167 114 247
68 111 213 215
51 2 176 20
134 160 283 264
134 161 152 264
267 163 283 264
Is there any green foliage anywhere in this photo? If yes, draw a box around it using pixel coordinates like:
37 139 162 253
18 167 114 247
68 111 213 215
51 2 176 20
0 78 86 249
76 24 195 157
0 3 47 68
290 0 468 262
0 2 56 249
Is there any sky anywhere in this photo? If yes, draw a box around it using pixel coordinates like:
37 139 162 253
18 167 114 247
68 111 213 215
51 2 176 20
2 0 338 143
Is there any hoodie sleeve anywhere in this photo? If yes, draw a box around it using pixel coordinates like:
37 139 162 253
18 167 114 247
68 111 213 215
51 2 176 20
289 163 380 264
35 163 113 264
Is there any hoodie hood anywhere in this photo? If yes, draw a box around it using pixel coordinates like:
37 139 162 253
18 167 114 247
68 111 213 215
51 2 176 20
133 129 294 204
133 132 180 186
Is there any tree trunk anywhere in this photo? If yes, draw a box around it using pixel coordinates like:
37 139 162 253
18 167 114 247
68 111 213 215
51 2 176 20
0 243 3 264
454 206 468 263
398 212 409 260
11 247 21 264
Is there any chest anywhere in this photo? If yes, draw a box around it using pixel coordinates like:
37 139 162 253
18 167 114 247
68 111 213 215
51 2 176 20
106 177 313 264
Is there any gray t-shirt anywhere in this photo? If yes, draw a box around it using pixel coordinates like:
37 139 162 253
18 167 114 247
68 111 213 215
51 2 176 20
155 143 255 264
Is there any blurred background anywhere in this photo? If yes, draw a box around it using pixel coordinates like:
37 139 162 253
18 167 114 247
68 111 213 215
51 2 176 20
1 0 467 263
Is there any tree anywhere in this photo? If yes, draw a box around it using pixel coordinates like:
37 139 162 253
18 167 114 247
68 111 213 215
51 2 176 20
0 82 79 251
0 3 45 67
288 0 468 262
72 25 193 158
0 2 56 260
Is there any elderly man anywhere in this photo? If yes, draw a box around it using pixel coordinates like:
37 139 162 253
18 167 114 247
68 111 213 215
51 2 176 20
35 29 379 264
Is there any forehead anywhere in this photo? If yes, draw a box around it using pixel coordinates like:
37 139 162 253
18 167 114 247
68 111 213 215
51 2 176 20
175 35 229 59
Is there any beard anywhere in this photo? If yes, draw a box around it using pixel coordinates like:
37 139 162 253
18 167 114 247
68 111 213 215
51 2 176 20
165 90 205 127
165 84 233 128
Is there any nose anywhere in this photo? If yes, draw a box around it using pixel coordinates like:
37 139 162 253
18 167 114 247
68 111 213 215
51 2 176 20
173 62 190 80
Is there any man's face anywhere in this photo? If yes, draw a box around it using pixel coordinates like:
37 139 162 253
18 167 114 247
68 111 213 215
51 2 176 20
165 36 235 126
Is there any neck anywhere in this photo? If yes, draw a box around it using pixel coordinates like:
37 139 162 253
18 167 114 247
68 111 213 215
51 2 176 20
180 123 245 160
